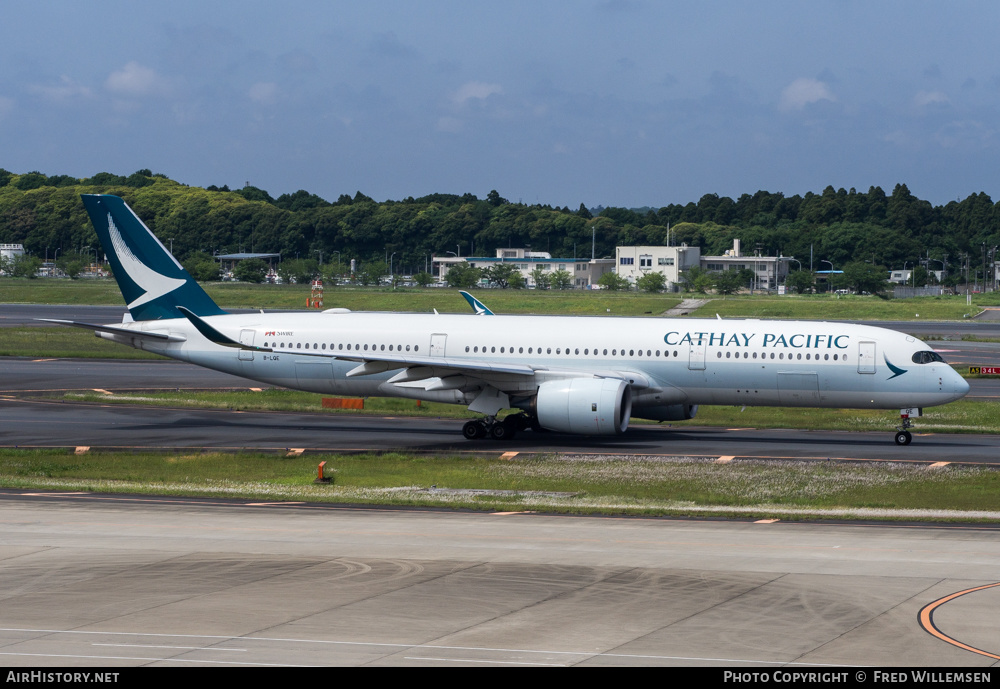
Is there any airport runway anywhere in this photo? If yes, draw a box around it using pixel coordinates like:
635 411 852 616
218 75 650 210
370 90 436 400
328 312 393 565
2 395 999 463
0 490 998 667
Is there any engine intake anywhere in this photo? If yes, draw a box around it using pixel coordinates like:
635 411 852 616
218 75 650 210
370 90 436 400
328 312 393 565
533 378 632 435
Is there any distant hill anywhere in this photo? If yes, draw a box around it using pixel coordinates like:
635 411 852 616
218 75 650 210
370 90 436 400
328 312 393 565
0 168 996 278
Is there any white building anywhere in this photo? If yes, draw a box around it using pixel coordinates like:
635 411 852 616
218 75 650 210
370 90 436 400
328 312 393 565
433 248 614 288
699 239 790 291
614 244 701 291
0 243 25 274
889 269 946 285
0 243 24 261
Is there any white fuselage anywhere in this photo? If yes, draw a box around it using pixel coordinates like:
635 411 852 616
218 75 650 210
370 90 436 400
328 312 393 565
102 311 970 412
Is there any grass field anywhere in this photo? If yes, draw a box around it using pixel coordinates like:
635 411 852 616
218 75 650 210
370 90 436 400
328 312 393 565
689 293 987 321
1 448 998 520
4 277 999 318
1 278 681 315
0 327 165 359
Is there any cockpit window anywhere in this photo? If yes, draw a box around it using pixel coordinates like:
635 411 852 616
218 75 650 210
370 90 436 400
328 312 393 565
911 350 944 364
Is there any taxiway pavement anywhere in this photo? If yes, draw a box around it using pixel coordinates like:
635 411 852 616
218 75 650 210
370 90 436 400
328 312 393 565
0 490 997 667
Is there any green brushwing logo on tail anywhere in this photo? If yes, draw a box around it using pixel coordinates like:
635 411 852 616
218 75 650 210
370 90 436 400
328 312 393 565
81 194 226 321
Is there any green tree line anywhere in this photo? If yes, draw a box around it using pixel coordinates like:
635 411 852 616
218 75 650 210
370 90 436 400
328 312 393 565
1 168 997 280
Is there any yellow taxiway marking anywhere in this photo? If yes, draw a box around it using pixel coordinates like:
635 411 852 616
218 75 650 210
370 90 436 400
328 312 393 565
919 582 1000 660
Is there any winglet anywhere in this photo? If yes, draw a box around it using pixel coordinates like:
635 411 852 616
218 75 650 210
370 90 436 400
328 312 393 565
459 290 494 315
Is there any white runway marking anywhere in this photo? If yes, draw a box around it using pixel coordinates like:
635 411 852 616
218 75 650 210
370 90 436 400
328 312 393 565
92 643 247 651
0 627 859 666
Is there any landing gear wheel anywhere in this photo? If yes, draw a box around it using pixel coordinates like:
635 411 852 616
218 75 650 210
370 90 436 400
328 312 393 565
894 431 912 446
502 415 522 437
463 420 486 440
490 422 513 441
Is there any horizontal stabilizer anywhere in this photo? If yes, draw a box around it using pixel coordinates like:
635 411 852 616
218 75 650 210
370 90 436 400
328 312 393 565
36 319 186 342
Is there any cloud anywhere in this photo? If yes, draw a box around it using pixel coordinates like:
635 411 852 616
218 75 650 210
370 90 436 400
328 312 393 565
778 78 835 112
104 62 173 97
451 81 503 106
28 76 92 102
436 116 463 133
915 90 950 108
248 82 279 105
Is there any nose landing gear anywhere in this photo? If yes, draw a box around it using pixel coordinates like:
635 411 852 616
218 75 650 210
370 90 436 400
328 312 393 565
894 408 920 445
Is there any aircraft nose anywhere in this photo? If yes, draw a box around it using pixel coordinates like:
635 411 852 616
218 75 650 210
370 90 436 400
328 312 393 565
950 368 970 399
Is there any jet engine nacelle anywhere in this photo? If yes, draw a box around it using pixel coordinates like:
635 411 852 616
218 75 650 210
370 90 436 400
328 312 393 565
632 403 698 422
534 378 632 435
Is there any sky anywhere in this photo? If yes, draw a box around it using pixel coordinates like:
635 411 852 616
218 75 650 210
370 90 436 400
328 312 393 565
3 1 1000 209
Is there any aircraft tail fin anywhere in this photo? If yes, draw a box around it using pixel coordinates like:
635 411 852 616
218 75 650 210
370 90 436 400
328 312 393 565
81 194 226 321
459 290 494 315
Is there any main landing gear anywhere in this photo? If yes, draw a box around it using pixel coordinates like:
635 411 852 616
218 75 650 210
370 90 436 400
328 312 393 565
462 413 536 441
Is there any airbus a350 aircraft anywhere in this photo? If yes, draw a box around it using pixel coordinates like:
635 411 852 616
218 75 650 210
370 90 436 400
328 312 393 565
47 195 969 445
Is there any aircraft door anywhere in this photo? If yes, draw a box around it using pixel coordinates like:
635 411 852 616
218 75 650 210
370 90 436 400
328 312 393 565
858 341 876 374
430 333 447 357
239 330 255 361
688 338 706 370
